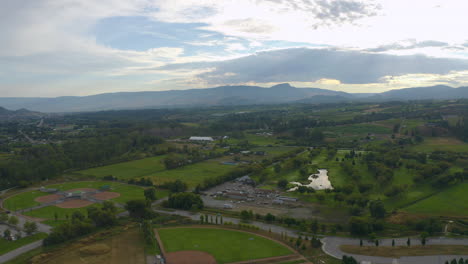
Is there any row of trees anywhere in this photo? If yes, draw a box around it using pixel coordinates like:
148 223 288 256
43 202 118 246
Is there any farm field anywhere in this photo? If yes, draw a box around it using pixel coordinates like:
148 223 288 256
3 190 46 211
41 228 145 264
78 155 167 179
402 183 468 217
147 159 237 187
411 137 468 153
158 227 293 264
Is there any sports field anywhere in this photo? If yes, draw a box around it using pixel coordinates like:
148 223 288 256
402 183 468 216
158 227 293 264
78 155 167 179
3 191 46 211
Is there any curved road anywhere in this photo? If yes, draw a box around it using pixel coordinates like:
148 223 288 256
154 207 468 264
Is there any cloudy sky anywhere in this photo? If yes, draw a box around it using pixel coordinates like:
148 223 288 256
2 0 468 97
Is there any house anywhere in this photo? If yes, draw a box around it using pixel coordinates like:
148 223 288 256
223 204 233 209
189 136 214 141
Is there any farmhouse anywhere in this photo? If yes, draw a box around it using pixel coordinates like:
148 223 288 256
189 136 214 141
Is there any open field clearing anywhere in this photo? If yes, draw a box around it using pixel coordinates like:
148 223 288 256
3 191 46 211
411 137 468 152
78 155 167 179
158 227 293 264
39 228 145 264
148 159 237 187
402 183 468 217
340 245 468 257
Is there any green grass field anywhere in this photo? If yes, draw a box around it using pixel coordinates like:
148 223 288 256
147 159 236 187
402 183 468 216
0 233 47 255
158 228 292 264
411 137 468 153
23 205 90 220
78 155 167 179
3 191 47 211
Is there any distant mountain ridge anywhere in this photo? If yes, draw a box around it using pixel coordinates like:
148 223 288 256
0 106 43 121
0 84 467 113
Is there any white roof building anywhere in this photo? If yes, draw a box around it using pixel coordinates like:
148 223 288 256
189 136 214 141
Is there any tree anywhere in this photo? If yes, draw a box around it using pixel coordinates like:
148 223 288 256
126 200 154 219
240 210 252 222
165 193 203 210
375 240 379 247
265 213 275 223
277 179 288 189
3 229 11 239
392 239 395 247
369 200 386 219
360 239 363 247
342 255 358 264
144 187 158 201
0 213 8 223
311 219 319 234
200 215 204 224
8 215 19 227
420 232 428 246
24 221 38 235
407 237 411 247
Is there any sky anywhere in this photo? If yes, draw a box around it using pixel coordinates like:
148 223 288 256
1 0 468 97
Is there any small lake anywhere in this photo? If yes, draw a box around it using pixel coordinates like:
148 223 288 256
288 169 334 191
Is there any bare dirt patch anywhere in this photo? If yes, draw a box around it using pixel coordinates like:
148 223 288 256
165 250 217 264
56 199 94 208
35 194 63 203
92 192 120 201
67 188 97 192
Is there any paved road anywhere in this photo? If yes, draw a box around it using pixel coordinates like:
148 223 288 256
153 207 468 264
322 236 468 264
0 240 43 264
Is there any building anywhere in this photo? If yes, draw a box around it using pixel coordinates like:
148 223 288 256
39 186 58 193
277 196 298 202
189 136 214 142
224 192 248 200
236 175 256 186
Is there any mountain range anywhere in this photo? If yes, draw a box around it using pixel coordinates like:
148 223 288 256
0 84 467 113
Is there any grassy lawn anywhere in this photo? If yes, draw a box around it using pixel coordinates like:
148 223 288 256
158 228 293 264
411 137 468 153
23 205 90 220
147 159 236 187
340 245 468 257
402 183 468 216
78 155 167 179
3 191 47 211
0 233 47 255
